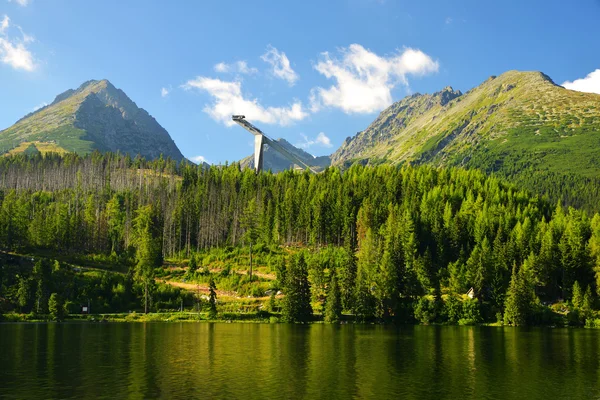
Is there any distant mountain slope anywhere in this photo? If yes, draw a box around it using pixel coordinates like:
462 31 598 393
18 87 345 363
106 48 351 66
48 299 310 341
239 138 331 172
333 71 600 174
0 80 185 161
331 70 600 211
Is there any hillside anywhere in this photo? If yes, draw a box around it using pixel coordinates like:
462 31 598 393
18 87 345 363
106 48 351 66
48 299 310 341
332 70 600 210
239 138 331 172
0 80 185 161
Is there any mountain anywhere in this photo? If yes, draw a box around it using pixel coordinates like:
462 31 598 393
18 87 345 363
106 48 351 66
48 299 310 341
239 138 331 172
332 70 600 210
0 80 185 161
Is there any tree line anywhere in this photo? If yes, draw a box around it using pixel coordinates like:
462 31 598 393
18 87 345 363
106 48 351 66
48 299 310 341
0 152 599 325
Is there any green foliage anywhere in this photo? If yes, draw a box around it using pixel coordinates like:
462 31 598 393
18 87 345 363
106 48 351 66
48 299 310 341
48 292 65 321
324 273 342 323
572 281 583 308
332 71 600 213
461 298 482 323
443 294 462 324
281 252 312 323
0 153 599 325
414 297 437 324
504 266 532 326
208 275 217 319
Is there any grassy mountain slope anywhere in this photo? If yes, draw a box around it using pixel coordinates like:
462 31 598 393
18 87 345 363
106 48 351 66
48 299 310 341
0 80 185 161
332 70 600 210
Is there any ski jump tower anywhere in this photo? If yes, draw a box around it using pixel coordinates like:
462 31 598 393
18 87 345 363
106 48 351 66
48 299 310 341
232 115 317 174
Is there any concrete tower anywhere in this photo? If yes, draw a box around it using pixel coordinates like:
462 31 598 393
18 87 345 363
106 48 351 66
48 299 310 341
232 115 317 174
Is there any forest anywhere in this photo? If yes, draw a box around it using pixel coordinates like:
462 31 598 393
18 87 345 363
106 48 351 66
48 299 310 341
0 151 600 326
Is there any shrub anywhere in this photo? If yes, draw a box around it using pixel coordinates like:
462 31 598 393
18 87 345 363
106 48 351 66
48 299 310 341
462 298 482 323
414 297 437 324
48 293 66 321
442 294 462 323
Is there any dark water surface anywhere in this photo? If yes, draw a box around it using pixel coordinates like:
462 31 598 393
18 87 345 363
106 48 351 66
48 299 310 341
1 323 599 399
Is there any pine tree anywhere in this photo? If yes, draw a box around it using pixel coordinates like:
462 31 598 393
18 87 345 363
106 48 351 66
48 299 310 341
582 285 594 314
572 281 583 309
324 273 342 323
241 198 260 281
132 205 161 313
17 275 31 313
281 252 312 323
208 276 218 319
504 265 531 326
188 253 198 274
48 292 65 321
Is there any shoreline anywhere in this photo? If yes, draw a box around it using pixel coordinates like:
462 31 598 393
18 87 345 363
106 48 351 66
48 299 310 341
1 312 596 328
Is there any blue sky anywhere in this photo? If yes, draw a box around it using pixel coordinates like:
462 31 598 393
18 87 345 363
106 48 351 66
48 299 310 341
1 0 599 164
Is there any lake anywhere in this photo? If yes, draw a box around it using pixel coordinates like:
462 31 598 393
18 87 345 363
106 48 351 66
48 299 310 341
0 323 599 399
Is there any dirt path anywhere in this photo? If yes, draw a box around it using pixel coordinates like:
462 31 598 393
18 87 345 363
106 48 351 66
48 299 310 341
234 269 276 280
160 279 279 301
159 280 239 298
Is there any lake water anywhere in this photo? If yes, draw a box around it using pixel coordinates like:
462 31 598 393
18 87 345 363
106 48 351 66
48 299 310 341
1 323 599 399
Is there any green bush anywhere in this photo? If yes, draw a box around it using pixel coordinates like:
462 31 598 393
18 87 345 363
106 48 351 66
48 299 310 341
414 297 437 324
585 318 600 328
442 294 462 323
462 298 482 323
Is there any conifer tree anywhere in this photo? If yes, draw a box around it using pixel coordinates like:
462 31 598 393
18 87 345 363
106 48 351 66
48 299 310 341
324 273 342 323
133 205 161 313
48 292 65 321
282 252 312 323
504 265 531 326
188 253 198 274
572 281 583 309
208 276 218 319
582 285 594 314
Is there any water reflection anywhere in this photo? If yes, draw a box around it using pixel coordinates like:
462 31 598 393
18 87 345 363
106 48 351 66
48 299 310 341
1 323 600 399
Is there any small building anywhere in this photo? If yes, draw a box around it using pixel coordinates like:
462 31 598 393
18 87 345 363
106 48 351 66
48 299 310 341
81 306 89 314
466 287 475 299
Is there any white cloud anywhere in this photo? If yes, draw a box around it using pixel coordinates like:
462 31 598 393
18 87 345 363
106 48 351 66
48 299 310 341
1 15 8 34
161 87 170 97
310 44 438 114
261 45 299 86
296 132 333 149
0 14 36 71
562 69 600 95
445 17 453 24
32 101 47 111
191 155 209 164
8 0 30 6
183 77 308 126
213 60 258 75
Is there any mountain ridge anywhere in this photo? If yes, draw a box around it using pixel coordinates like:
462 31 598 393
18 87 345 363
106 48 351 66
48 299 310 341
1 79 185 161
332 70 600 174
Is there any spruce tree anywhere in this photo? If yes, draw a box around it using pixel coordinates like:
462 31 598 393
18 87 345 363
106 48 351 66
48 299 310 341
582 285 594 313
504 265 531 326
48 293 65 321
281 252 312 323
188 253 198 274
572 281 583 309
324 273 342 323
208 276 218 319
132 205 161 314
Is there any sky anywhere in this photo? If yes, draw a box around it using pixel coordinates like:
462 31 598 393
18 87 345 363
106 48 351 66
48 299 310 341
1 0 599 164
